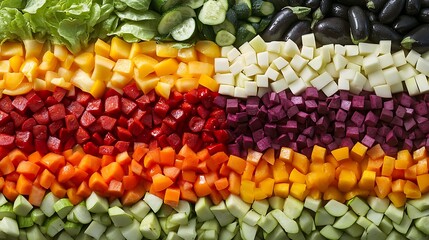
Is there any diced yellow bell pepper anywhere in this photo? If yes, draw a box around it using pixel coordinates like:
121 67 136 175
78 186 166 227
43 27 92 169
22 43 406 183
39 51 58 72
106 81 124 95
413 147 427 161
61 54 75 70
71 69 94 93
358 170 376 190
289 169 306 183
178 47 198 62
198 74 219 92
155 58 179 76
92 55 115 82
388 192 406 208
344 188 369 201
135 72 159 94
293 152 310 174
2 82 32 96
272 159 289 183
51 77 73 90
160 75 177 88
381 156 395 176
311 145 326 163
44 71 59 91
110 36 131 60
175 77 198 92
155 82 171 99
278 147 294 163
188 61 213 76
0 60 10 77
74 52 94 73
323 186 345 202
33 78 47 91
156 43 178 58
306 172 329 192
1 42 24 58
20 57 39 82
290 183 308 201
274 183 290 198
331 147 349 161
140 41 157 57
57 67 73 83
308 189 321 199
54 44 69 62
89 79 106 99
417 174 429 193
254 188 268 200
176 62 191 77
4 72 24 90
129 42 142 59
195 41 221 58
9 55 24 72
240 180 255 203
132 54 158 78
94 39 111 58
350 142 368 162
404 180 421 199
113 59 134 77
338 169 357 192
259 178 275 197
110 72 132 89
23 39 44 59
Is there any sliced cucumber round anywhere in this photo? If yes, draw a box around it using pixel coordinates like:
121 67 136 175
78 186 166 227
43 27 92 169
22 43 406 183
198 0 226 25
171 18 196 41
185 0 204 9
158 6 196 35
215 30 236 46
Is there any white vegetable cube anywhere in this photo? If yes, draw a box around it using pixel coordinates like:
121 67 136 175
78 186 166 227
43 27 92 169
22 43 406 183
227 47 241 62
405 77 420 96
324 62 339 78
379 40 391 54
236 73 252 87
350 72 367 94
218 84 235 96
239 42 256 54
234 86 247 98
399 64 418 80
406 50 421 66
415 74 429 93
257 52 269 69
347 55 363 65
273 57 289 69
319 45 332 64
378 53 394 69
345 45 359 56
281 40 300 59
249 35 267 53
243 51 257 65
257 87 270 98
300 46 314 60
423 51 429 61
302 33 316 48
392 50 407 67
221 46 234 57
266 41 282 53
359 43 380 56
214 58 230 73
265 67 279 80
310 72 333 90
383 67 401 86
346 62 362 72
308 55 324 71
340 69 357 80
368 70 386 87
290 55 308 72
390 82 404 94
338 78 350 90
335 44 346 56
289 78 307 95
281 65 299 83
363 55 381 74
300 66 318 83
214 73 235 85
245 81 258 96
255 75 269 87
363 77 373 92
374 84 392 98
416 57 429 76
325 44 335 55
229 56 245 75
268 52 280 64
322 81 338 97
243 64 262 77
270 78 288 93
333 54 348 71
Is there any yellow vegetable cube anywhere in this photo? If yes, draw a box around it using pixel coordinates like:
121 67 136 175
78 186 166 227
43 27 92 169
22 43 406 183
198 74 219 92
331 147 350 161
188 61 213 76
1 42 24 58
176 62 191 77
94 39 110 58
57 67 73 83
20 57 39 82
160 75 177 88
259 178 275 197
71 69 94 93
3 82 32 96
278 147 294 163
156 43 178 58
132 54 158 78
23 40 44 59
9 55 24 72
39 51 58 72
110 72 132 88
155 82 171 99
0 60 10 77
74 52 94 73
195 41 221 58
110 37 131 60
240 180 255 203
254 188 268 200
178 47 198 62
129 43 143 59
350 142 368 162
92 55 115 82
135 72 159 94
33 78 47 91
175 77 198 92
273 160 289 183
338 169 357 192
89 80 106 99
274 183 290 198
154 58 179 76
140 41 157 56
113 59 134 77
358 170 376 190
51 77 72 90
290 183 308 201
311 145 326 163
44 71 59 91
289 169 306 183
54 44 69 62
4 72 24 90
61 54 75 70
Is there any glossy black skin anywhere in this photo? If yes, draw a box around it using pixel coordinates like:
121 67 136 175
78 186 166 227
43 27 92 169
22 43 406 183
379 0 406 24
305 0 320 10
314 17 353 45
392 15 420 34
268 0 290 10
367 0 388 13
419 8 429 23
365 10 379 22
423 0 429 7
336 0 366 6
330 3 349 19
348 6 371 42
320 0 332 16
283 20 311 45
405 0 421 15
370 22 403 51
261 8 299 41
404 24 429 53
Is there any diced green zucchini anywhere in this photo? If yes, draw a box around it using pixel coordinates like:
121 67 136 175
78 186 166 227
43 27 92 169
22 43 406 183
268 196 285 210
356 216 372 229
240 221 258 240
211 201 236 227
233 0 252 19
406 203 429 219
283 196 304 219
0 194 8 207
19 228 27 240
198 0 227 25
298 210 315 235
86 192 108 214
195 197 214 222
156 204 174 218
367 209 384 226
41 192 59 217
158 6 196 35
17 215 34 228
92 213 112 226
0 203 16 220
320 225 343 240
257 212 277 233
178 218 197 240
105 225 125 240
406 226 427 240
30 209 45 226
64 221 82 237
226 194 251 219
120 219 142 240
54 198 74 219
385 204 404 224
256 15 272 33
242 210 261 226
252 199 269 216
13 195 32 217
348 197 370 216
367 196 390 213
169 212 188 225
185 0 204 9
70 204 92 224
171 17 196 41
152 0 183 12
251 0 274 16
379 216 393 234
266 225 287 239
85 220 107 239
415 216 429 234
26 226 47 240
408 193 429 211
392 213 412 234
315 208 335 226
129 200 151 222
386 230 407 240
344 223 364 238
109 199 122 208
144 192 164 213
57 231 73 240
140 212 161 239
271 209 299 234
45 216 65 237
108 206 133 227
166 231 183 240
325 199 348 217
367 224 387 239
226 9 238 27
304 196 322 212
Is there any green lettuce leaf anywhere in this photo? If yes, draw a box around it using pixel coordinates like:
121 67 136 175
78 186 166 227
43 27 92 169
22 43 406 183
110 21 158 42
118 0 151 11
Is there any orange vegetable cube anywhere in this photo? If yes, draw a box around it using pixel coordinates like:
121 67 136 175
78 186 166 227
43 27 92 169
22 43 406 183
156 43 178 58
289 169 306 184
274 183 290 198
164 188 180 207
311 145 326 163
272 160 289 183
417 173 429 193
382 156 395 176
331 147 349 161
290 183 308 201
375 176 391 198
178 47 198 62
139 41 157 56
324 186 345 202
241 162 256 181
279 147 294 163
152 173 174 192
259 178 275 197
404 180 421 199
413 147 427 161
388 192 406 208
262 148 275 165
358 170 376 190
350 142 368 162
110 37 131 60
338 169 357 192
199 74 219 92
246 149 263 166
254 160 271 183
155 58 179 76
416 158 428 175
292 152 309 174
240 180 255 203
74 52 94 73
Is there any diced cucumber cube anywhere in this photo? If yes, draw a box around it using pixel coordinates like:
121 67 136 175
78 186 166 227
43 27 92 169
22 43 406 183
57 231 73 240
320 225 343 239
356 216 372 229
252 199 269 215
54 198 74 219
211 201 236 227
157 204 174 218
406 203 429 219
105 225 125 240
0 194 8 207
0 216 19 238
173 200 191 215
85 220 107 239
109 199 122 208
315 208 335 226
266 225 287 239
13 195 33 217
140 212 161 239
334 210 358 229
45 216 65 237
70 204 92 224
268 196 285 210
166 231 182 240
257 213 277 233
240 221 258 240
242 210 260 226
386 230 407 240
129 200 150 221
143 193 163 213
226 221 238 233
92 213 112 226
367 209 384 226
177 218 197 240
325 199 348 217
226 194 251 219
0 203 15 220
271 209 299 234
17 215 34 228
385 204 404 224
379 216 393 234
19 229 27 240
283 196 304 219
64 221 82 237
169 212 188 225
406 226 426 240
367 224 387 239
368 196 390 213
304 196 322 212
339 233 356 240
392 213 411 234
40 192 59 217
26 226 47 240
299 210 315 234
348 197 370 216
408 192 429 211
219 228 235 240
30 209 45 226
288 230 306 240
202 229 218 240
108 206 133 227
344 223 364 238
415 216 429 234
196 197 214 221
120 219 142 240
200 219 220 232
86 192 108 214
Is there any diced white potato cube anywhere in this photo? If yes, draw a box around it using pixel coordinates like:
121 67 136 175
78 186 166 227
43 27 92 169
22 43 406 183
310 72 333 90
236 73 252 87
214 73 235 85
273 57 289 70
319 45 332 64
239 42 256 55
325 62 340 78
415 74 429 93
281 40 300 59
257 87 270 98
322 81 338 97
234 86 247 98
359 43 380 56
335 44 346 56
362 77 373 92
308 55 324 71
350 72 367 94
326 44 335 55
300 66 318 83
340 69 357 80
301 46 314 60
243 64 262 77
281 65 299 83
406 50 421 66
347 55 363 65
249 35 267 53
338 78 350 91
399 63 418 80
345 45 359 56
374 84 392 98
423 51 429 61
245 81 258 96
268 52 280 64
221 46 234 58
390 82 404 94
227 48 241 62
363 55 381 74
256 75 269 87
257 52 269 69
243 52 257 66
383 67 401 86
302 33 316 48
392 50 407 67
379 40 391 54
333 54 348 71
289 78 307 95
266 41 282 53
214 58 230 73
368 70 386 87
378 53 394 69
290 55 308 72
270 78 288 93
405 77 420 96
229 56 245 75
265 67 279 80
218 84 234 96
416 57 429 76
346 62 361 72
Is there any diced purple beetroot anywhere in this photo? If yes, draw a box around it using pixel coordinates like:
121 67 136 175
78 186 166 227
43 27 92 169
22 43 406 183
335 109 348 122
380 109 393 122
252 129 265 142
227 114 238 128
404 107 414 118
249 117 262 131
285 120 298 133
415 115 428 124
404 118 417 132
397 92 414 107
317 102 329 115
392 126 405 139
327 142 339 151
26 92 44 113
226 99 239 113
239 103 246 112
415 102 428 115
279 91 288 105
0 111 10 125
351 111 365 127
246 97 260 116
12 96 28 113
334 122 346 138
303 87 319 100
277 134 289 146
346 127 359 140
303 126 315 138
76 127 90 144
296 135 307 148
395 105 406 118
228 144 241 157
418 120 429 134
235 112 247 123
115 141 130 153
339 90 350 100
321 134 333 145
264 124 277 138
242 136 253 149
0 134 14 148
328 96 341 109
305 100 318 112
105 95 121 115
287 105 299 118
256 137 271 152
370 95 382 109
306 138 314 148
364 111 379 127
386 130 398 146
197 105 210 119
391 116 403 127
0 97 13 113
291 96 304 108
47 136 62 153
182 132 201 152
382 144 398 157
257 105 268 120
361 135 375 148
213 95 227 108
316 117 329 132
403 139 414 151
366 127 378 138
340 138 354 149
288 142 298 152
48 104 66 121
383 99 395 110
351 96 365 110
268 105 286 122
123 83 141 99
341 100 352 111
21 118 37 132
269 92 279 105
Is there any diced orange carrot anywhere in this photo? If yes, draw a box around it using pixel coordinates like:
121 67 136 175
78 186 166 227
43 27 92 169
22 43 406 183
116 151 132 166
107 180 124 197
197 161 208 174
204 171 219 188
227 155 246 174
290 183 309 201
416 158 428 175
58 164 76 183
350 142 368 162
274 183 290 198
293 152 310 174
311 145 326 163
396 150 413 169
219 163 231 177
67 188 83 205
180 170 195 182
159 147 175 166
144 148 160 168
0 177 4 191
179 181 198 203
259 178 275 197
16 174 33 195
207 151 229 172
78 154 101 174
404 180 421 199
417 173 429 193
16 161 40 180
29 185 46 207
331 147 349 161
382 156 395 176
367 158 384 172
197 148 210 161
254 160 271 183
101 162 124 183
8 149 27 166
338 169 358 192
0 156 15 175
272 160 289 183
28 151 42 163
69 168 89 187
214 177 229 191
289 169 306 184
194 175 212 197
164 187 180 207
147 164 162 177
122 183 147 206
50 180 67 198
101 155 115 167
77 181 91 198
392 179 406 192
163 166 181 181
152 173 174 192
3 181 18 201
242 162 256 181
39 169 55 189
40 153 65 174
405 164 417 180
246 149 263 166
130 160 143 176
182 155 199 171
89 172 108 193
228 172 240 195
65 148 85 166
262 148 275 165
388 192 406 208
367 144 385 160
132 145 149 162
375 176 391 199
358 170 376 190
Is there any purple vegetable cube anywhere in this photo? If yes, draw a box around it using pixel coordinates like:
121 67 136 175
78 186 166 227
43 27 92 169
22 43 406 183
226 99 239 113
262 92 270 107
370 95 383 109
404 107 414 118
256 137 271 152
328 96 341 109
257 105 268 120
287 105 299 118
281 99 294 110
249 117 263 131
317 102 329 115
395 105 406 118
404 118 416 131
393 126 405 139
415 115 428 124
418 120 429 134
306 138 314 148
334 122 346 138
279 91 288 102
361 135 375 148
277 134 289 146
380 109 393 122
277 124 288 134
414 129 424 139
366 127 378 138
321 134 333 144
327 142 339 151
328 111 336 121
243 136 254 149
269 92 280 105
351 111 365 127
316 116 329 132
415 102 428 115
386 130 398 146
341 100 352 111
383 99 395 110
296 134 307 148
304 87 319 100
213 96 227 108
335 109 348 122
403 139 413 151
246 98 260 116
228 144 241 157
288 142 298 152
239 103 246 112
346 127 359 140
382 144 398 157
352 96 365 110
364 111 379 127
252 129 265 142
288 132 296 141
285 120 298 133
391 116 403 127
397 92 414 107
309 112 318 123
301 148 313 158
235 123 248 135
305 100 318 112
291 96 304 108
264 123 277 138
303 126 315 138
339 90 350 100
268 105 286 122
227 114 238 126
235 135 243 145
236 112 248 122
296 111 308 124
